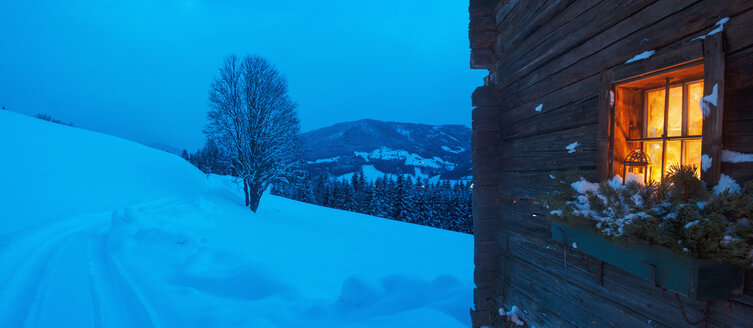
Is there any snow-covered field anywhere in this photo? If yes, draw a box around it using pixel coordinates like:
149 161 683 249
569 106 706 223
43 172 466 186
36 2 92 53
0 110 473 327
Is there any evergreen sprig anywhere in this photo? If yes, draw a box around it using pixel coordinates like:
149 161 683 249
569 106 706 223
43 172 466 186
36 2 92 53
542 165 753 267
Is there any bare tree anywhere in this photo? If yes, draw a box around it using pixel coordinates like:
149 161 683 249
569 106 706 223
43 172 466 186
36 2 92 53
206 55 302 212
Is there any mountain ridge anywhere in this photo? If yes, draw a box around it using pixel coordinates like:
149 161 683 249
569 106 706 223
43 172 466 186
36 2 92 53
301 119 471 181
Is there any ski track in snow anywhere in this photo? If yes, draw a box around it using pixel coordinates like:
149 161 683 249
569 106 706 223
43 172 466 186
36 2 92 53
0 217 102 326
0 198 182 328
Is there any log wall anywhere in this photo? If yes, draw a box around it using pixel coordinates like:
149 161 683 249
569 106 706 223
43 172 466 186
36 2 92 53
469 0 753 327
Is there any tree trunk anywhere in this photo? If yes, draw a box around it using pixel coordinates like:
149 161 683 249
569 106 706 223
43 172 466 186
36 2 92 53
247 180 265 212
243 177 250 207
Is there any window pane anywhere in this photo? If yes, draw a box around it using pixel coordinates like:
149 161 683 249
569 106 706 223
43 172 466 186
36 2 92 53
665 140 681 175
646 89 665 137
645 141 663 182
687 82 704 136
684 139 702 178
667 86 683 137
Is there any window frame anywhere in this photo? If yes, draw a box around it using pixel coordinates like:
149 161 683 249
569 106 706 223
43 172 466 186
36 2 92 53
597 33 725 186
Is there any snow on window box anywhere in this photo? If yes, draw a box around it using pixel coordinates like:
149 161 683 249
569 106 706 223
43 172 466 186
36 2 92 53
545 167 750 299
542 166 753 269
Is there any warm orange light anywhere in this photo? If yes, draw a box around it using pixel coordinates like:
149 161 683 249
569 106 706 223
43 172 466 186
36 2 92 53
667 86 683 137
687 82 703 135
647 90 665 138
643 81 704 182
665 140 681 172
645 141 663 182
684 140 702 178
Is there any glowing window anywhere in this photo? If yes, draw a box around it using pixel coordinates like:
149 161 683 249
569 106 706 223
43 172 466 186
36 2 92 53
642 80 703 182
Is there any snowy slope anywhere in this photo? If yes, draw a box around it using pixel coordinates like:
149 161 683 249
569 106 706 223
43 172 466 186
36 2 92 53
0 110 473 327
301 119 471 181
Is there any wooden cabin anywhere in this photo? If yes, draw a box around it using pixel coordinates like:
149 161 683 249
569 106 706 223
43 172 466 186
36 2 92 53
468 1 753 327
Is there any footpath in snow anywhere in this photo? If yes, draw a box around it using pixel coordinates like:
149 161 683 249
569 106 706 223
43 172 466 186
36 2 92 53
0 110 473 328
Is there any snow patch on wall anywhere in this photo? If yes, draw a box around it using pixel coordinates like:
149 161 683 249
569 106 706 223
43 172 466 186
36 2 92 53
625 50 655 64
691 17 730 41
498 306 526 326
534 104 543 112
566 141 580 154
722 150 753 163
714 174 741 194
701 154 712 172
700 83 718 118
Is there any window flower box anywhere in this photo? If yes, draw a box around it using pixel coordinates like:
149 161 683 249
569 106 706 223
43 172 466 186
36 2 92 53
551 222 745 300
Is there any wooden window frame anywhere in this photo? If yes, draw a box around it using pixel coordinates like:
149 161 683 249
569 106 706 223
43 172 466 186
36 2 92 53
597 33 725 186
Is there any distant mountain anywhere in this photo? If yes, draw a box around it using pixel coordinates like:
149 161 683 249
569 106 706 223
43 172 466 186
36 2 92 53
301 119 471 181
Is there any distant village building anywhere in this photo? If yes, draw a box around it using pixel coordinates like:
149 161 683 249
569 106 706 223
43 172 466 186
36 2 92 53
468 1 753 327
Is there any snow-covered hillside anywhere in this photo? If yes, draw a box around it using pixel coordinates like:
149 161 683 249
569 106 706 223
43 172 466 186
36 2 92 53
0 111 473 327
301 119 471 182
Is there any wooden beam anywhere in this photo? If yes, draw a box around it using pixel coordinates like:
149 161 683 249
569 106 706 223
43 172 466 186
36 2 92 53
701 32 725 186
597 70 613 181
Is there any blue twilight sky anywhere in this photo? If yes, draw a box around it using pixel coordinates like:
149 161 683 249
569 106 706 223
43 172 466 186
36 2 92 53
0 0 485 151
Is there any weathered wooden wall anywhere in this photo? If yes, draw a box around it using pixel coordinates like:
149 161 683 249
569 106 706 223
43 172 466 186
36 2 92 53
469 0 753 327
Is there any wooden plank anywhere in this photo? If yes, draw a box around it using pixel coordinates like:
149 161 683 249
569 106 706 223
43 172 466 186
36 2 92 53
723 119 753 137
597 71 614 180
724 7 753 57
496 0 607 72
503 253 675 328
701 32 725 186
610 41 704 83
501 96 599 141
502 282 579 328
498 171 560 200
724 35 753 91
499 124 598 172
499 1 753 110
470 81 501 328
498 0 659 85
494 0 579 58
720 163 753 184
497 0 701 94
502 231 711 327
500 75 600 130
498 199 550 241
493 0 523 28
722 135 753 153
612 87 643 179
724 87 753 122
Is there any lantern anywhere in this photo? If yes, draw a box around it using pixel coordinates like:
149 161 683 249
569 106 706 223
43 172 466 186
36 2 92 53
623 148 650 184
